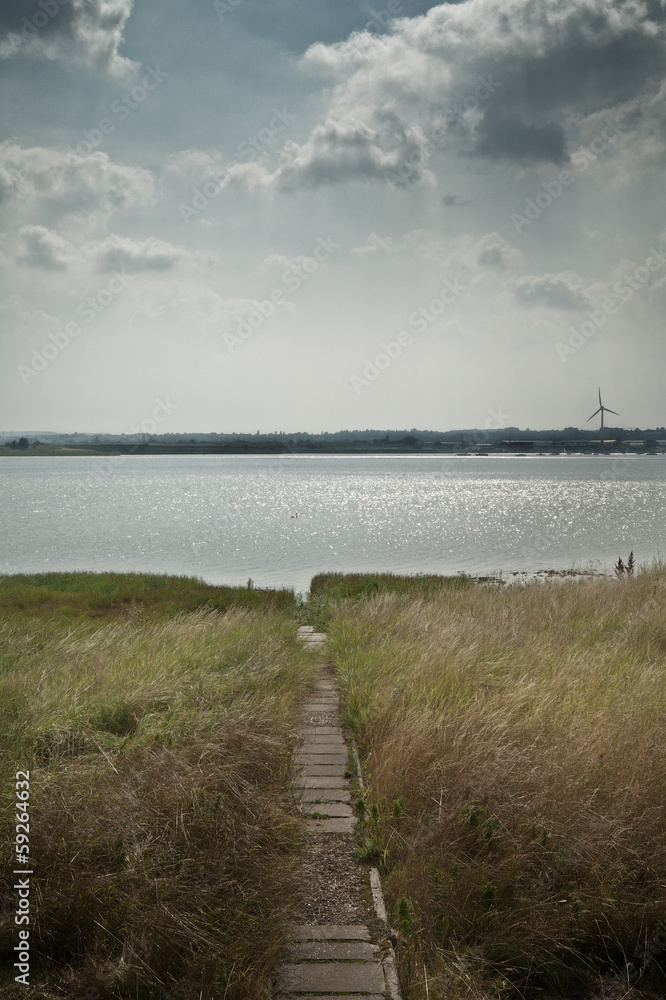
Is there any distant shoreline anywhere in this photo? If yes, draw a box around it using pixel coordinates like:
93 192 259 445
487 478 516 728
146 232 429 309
1 443 665 457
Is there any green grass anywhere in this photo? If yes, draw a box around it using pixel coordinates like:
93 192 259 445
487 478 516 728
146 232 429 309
329 564 666 998
0 574 315 999
0 571 296 621
301 572 477 631
309 571 475 600
4 566 666 998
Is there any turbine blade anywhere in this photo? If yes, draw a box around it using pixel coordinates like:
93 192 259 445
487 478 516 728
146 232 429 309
587 408 601 421
605 408 619 416
599 387 602 405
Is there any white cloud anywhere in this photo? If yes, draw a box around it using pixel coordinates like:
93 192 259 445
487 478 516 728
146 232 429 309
510 272 589 309
164 149 227 185
217 116 433 194
574 80 666 187
476 232 524 270
352 229 445 258
85 235 203 273
0 143 156 234
0 0 136 75
17 224 75 270
302 0 666 165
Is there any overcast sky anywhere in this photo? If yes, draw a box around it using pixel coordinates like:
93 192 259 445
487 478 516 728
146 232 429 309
1 0 665 434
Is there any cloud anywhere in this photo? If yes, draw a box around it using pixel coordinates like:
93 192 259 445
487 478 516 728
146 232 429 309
12 224 199 276
218 116 433 193
476 232 523 270
17 224 74 269
573 80 666 187
475 109 567 164
351 229 445 260
85 235 200 273
0 0 136 75
511 272 589 309
277 116 431 191
442 193 471 207
351 229 525 280
0 143 155 233
164 149 227 185
302 0 666 166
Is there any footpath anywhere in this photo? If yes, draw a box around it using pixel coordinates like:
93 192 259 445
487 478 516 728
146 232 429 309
274 626 401 1000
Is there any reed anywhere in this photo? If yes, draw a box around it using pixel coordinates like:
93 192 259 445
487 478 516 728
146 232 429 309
0 595 316 999
330 565 666 998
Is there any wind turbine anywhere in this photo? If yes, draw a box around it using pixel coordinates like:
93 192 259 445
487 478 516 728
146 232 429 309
587 387 619 448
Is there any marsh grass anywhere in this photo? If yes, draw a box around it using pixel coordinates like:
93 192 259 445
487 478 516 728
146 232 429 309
0 571 296 621
310 571 474 601
329 566 666 998
301 572 475 631
0 586 316 999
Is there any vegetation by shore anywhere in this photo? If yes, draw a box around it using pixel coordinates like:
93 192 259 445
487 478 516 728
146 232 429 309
0 573 313 999
327 566 666 998
0 571 296 620
2 568 665 998
2 440 664 457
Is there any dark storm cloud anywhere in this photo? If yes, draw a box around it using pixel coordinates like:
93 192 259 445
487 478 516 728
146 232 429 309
0 0 134 73
475 109 567 164
303 0 666 169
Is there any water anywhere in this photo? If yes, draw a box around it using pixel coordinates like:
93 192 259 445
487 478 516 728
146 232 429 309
0 454 664 593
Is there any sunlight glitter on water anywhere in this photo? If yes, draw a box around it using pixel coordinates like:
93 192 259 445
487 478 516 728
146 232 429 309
1 454 664 593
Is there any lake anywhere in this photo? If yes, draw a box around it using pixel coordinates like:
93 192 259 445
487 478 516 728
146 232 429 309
1 454 664 593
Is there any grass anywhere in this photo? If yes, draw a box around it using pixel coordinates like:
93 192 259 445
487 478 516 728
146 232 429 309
301 572 475 631
0 571 296 621
310 571 475 601
328 565 666 998
4 566 666 998
0 574 316 999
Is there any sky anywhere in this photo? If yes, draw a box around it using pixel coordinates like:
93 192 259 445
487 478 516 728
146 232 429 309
1 0 665 434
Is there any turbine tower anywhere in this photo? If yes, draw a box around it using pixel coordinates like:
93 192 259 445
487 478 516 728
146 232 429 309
587 387 619 448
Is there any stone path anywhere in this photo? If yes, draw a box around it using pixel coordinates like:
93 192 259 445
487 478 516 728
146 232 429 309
275 626 399 999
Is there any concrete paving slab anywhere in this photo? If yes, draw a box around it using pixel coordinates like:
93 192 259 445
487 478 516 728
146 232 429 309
290 925 371 941
300 733 346 743
297 776 349 788
286 940 380 961
303 801 354 818
295 764 347 777
295 753 348 766
299 788 352 802
301 726 342 736
297 736 344 744
278 961 385 994
298 743 347 754
305 817 356 833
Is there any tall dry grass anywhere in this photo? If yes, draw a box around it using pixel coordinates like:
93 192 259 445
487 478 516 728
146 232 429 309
0 606 317 999
329 567 666 998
